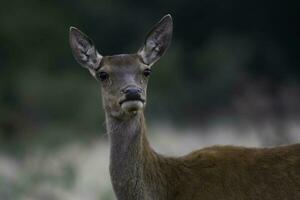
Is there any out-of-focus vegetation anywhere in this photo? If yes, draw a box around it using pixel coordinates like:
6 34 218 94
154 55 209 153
1 0 300 144
0 0 300 199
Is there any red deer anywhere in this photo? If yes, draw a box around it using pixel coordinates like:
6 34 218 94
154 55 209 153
69 14 300 200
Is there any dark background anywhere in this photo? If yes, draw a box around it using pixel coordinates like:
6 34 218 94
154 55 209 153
0 0 300 155
1 0 300 147
1 0 300 199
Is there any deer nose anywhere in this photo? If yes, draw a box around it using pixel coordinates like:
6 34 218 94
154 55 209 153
122 87 143 100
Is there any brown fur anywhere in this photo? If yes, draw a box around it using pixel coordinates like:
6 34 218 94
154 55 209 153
69 15 300 200
108 113 300 200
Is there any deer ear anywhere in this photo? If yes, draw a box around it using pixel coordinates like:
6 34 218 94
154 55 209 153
69 27 102 72
138 14 173 66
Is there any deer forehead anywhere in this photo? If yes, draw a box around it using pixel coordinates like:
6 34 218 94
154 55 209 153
100 54 147 73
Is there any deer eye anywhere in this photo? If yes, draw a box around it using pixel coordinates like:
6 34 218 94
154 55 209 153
143 68 151 77
97 71 109 81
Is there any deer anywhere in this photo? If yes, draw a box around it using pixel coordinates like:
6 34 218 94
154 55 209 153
69 14 300 200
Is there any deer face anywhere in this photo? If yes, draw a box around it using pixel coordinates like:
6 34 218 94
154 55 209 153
92 54 150 118
69 15 173 118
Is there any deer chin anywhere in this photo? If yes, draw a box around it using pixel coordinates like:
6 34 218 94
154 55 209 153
121 100 144 113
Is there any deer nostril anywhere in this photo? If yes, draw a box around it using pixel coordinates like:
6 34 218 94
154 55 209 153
121 89 126 94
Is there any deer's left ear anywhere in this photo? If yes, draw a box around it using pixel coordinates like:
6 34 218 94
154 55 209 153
69 27 102 74
138 14 173 66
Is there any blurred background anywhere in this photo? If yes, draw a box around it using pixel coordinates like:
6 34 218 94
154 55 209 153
0 0 300 199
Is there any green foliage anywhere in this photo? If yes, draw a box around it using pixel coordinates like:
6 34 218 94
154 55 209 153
0 0 300 143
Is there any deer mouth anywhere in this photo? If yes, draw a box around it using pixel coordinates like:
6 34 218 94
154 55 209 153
119 98 145 105
119 98 145 112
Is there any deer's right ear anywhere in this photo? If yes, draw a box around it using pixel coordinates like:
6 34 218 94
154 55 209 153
69 27 102 73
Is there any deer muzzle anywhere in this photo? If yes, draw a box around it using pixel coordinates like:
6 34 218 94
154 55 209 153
119 86 145 112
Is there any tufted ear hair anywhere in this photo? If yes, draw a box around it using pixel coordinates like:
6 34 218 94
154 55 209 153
137 14 173 66
69 27 102 74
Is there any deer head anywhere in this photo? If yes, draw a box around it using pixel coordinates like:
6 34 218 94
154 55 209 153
69 15 173 119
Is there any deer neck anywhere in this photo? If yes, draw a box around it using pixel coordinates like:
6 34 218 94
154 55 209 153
106 111 156 199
